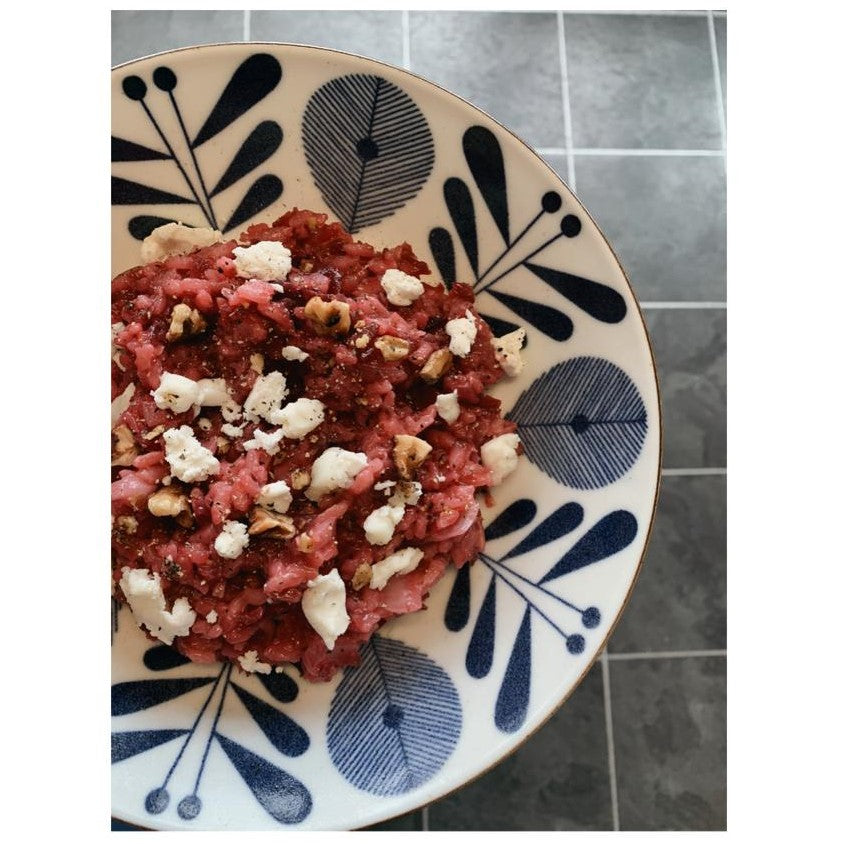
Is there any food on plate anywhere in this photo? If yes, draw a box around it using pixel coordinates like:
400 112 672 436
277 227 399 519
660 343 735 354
111 209 524 682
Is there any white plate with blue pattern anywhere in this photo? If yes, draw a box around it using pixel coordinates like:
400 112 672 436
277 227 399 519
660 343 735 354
111 43 661 831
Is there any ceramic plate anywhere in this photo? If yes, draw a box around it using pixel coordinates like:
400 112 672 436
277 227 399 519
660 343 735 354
111 43 661 831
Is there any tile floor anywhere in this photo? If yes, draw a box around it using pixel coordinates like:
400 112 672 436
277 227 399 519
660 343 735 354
112 10 727 831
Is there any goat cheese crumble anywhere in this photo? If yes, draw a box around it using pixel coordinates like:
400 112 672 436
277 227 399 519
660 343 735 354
119 567 196 645
301 569 350 650
445 310 477 357
232 241 293 282
380 268 425 306
163 425 220 482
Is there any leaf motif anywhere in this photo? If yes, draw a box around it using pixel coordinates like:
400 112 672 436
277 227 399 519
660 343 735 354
485 498 537 542
215 733 312 824
111 136 169 162
192 54 282 149
479 312 523 342
463 126 509 245
230 683 309 757
443 178 478 276
541 510 638 584
143 644 192 671
222 174 283 233
501 502 584 561
210 121 283 197
488 290 573 341
466 577 496 679
495 606 532 733
444 563 471 632
524 262 627 324
327 635 461 795
257 671 298 703
112 729 187 763
111 678 214 716
508 357 647 489
112 176 191 206
429 227 456 288
128 215 181 241
303 74 434 233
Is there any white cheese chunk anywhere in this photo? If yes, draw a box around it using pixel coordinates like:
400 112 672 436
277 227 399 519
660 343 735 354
480 432 521 486
243 428 284 456
282 345 309 362
301 569 350 651
435 390 460 424
214 520 250 559
220 423 244 438
195 378 230 407
119 566 196 645
257 480 293 514
221 400 243 423
388 481 422 507
238 649 273 674
163 425 221 482
445 310 477 357
112 383 135 428
363 504 405 545
492 328 526 377
141 223 223 263
374 480 397 493
232 241 292 282
205 610 218 624
243 372 289 423
305 447 368 501
369 547 425 590
196 417 212 431
152 372 199 414
380 268 425 306
273 398 325 439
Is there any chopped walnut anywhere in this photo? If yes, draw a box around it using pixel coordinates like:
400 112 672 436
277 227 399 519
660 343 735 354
115 515 139 534
374 335 411 361
217 436 231 455
147 486 190 518
249 353 265 374
303 296 352 336
111 424 138 467
352 563 373 591
166 303 207 342
143 424 166 441
295 532 315 553
248 507 296 539
290 468 311 490
393 434 433 479
419 348 453 384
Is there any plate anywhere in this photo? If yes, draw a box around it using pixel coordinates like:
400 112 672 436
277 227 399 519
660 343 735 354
111 42 661 831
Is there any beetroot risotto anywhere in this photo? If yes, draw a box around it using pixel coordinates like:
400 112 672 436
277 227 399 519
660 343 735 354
111 209 526 682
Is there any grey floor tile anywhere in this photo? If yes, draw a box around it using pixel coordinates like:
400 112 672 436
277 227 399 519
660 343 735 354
610 657 726 830
409 12 566 149
250 11 404 67
564 14 722 149
610 475 725 652
362 810 423 831
713 15 727 114
428 665 611 831
645 309 726 468
112 10 244 67
569 154 726 302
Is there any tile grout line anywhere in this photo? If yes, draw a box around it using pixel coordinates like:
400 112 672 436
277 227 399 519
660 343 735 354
402 10 411 71
608 649 727 661
555 12 577 192
536 148 725 157
600 651 621 831
243 9 250 42
661 468 726 476
706 11 727 152
640 301 726 309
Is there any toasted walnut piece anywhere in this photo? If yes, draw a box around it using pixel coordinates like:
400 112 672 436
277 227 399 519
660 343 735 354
419 348 453 384
300 260 315 273
374 335 411 361
112 424 138 467
296 532 315 553
143 424 166 441
290 468 311 491
166 303 207 342
352 563 373 591
303 296 352 336
148 486 190 518
248 507 296 539
393 434 433 479
217 436 231 455
115 515 139 535
249 353 265 374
